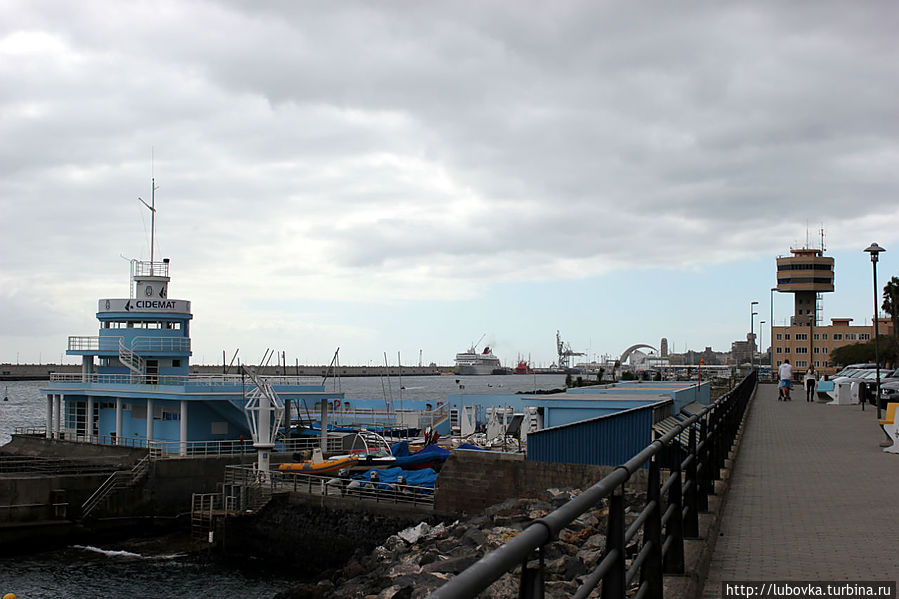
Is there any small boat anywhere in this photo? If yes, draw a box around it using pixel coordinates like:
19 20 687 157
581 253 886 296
278 448 358 476
513 360 531 375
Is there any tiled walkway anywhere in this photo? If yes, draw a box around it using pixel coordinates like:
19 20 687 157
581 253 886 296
703 384 899 595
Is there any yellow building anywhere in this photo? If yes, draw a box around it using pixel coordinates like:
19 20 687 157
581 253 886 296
771 246 892 374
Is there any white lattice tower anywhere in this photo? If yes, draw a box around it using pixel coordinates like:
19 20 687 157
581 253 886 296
242 367 284 476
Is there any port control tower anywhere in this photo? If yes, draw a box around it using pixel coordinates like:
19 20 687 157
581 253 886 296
775 247 834 326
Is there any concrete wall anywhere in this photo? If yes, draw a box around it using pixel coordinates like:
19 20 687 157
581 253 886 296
144 455 257 515
2 435 146 464
222 493 441 576
0 473 109 521
434 449 647 515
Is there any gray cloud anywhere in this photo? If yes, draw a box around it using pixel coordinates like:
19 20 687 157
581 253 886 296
1 0 898 361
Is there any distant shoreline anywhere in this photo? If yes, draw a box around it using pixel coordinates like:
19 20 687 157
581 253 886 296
0 363 468 381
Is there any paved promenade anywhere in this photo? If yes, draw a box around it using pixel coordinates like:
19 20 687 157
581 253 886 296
703 383 899 595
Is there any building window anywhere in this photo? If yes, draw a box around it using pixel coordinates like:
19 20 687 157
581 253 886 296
823 347 828 354
833 334 842 340
846 333 857 340
172 359 181 368
823 333 828 340
814 347 820 354
785 334 791 340
795 333 808 341
785 347 791 354
813 333 819 340
776 348 782 354
814 361 820 367
859 333 870 341
795 347 808 354
776 333 783 341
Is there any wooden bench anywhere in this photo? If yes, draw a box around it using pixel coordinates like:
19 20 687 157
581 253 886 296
879 403 899 454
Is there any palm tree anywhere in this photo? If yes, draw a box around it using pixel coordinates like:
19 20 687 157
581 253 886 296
883 276 899 339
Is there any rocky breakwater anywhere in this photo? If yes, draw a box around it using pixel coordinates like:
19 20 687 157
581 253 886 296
277 486 647 599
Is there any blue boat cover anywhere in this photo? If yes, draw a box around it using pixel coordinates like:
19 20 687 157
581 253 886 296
390 441 411 457
356 467 437 491
456 443 487 451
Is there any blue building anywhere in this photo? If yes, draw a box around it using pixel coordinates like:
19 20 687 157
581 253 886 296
42 257 341 455
445 380 709 435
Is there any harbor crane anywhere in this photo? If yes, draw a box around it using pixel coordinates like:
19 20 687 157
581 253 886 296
556 330 586 370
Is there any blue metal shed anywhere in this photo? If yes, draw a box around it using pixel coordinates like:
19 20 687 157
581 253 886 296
526 399 672 466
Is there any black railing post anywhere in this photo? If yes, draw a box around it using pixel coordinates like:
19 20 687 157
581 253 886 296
519 547 545 599
602 490 627 599
698 418 711 510
641 457 663 599
664 445 685 574
684 425 699 538
712 404 724 480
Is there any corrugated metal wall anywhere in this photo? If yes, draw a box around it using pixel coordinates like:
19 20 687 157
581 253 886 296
526 403 661 466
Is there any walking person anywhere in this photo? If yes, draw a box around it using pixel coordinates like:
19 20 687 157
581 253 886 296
804 366 817 402
778 359 793 401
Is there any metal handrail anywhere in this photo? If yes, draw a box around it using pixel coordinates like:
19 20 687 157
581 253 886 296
427 371 756 599
48 372 322 386
223 464 436 508
67 335 190 353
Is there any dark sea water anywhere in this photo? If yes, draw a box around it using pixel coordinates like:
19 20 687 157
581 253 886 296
0 544 296 599
0 374 566 598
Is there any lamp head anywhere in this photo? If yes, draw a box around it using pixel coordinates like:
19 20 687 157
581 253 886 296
864 242 885 263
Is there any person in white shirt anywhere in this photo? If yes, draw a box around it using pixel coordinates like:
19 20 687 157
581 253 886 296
803 366 817 402
778 359 793 401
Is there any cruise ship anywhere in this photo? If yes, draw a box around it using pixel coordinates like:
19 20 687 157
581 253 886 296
453 345 502 375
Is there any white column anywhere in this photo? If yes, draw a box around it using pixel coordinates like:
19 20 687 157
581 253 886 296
46 395 53 439
115 398 123 445
86 396 94 442
55 395 62 438
319 400 329 458
82 356 93 382
145 398 154 447
179 400 188 457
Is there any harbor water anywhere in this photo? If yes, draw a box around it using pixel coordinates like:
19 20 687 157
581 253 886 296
0 373 568 598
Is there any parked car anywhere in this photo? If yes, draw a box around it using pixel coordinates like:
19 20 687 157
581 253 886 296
880 380 899 407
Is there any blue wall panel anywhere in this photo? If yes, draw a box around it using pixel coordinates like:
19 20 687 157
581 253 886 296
527 405 656 466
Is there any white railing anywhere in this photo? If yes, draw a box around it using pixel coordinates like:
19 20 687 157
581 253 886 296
132 260 169 278
145 435 345 457
48 372 321 387
131 336 190 353
67 335 190 353
118 337 144 379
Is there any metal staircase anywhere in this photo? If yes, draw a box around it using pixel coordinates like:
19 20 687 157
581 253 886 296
118 337 145 382
190 467 274 540
81 455 150 518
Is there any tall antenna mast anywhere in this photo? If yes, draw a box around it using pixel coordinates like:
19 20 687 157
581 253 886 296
138 178 159 265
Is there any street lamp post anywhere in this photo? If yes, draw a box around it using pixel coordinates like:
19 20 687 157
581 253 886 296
750 301 759 371
760 321 766 371
770 288 777 380
864 243 886 418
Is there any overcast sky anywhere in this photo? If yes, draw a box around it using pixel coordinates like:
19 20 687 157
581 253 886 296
1 1 898 368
